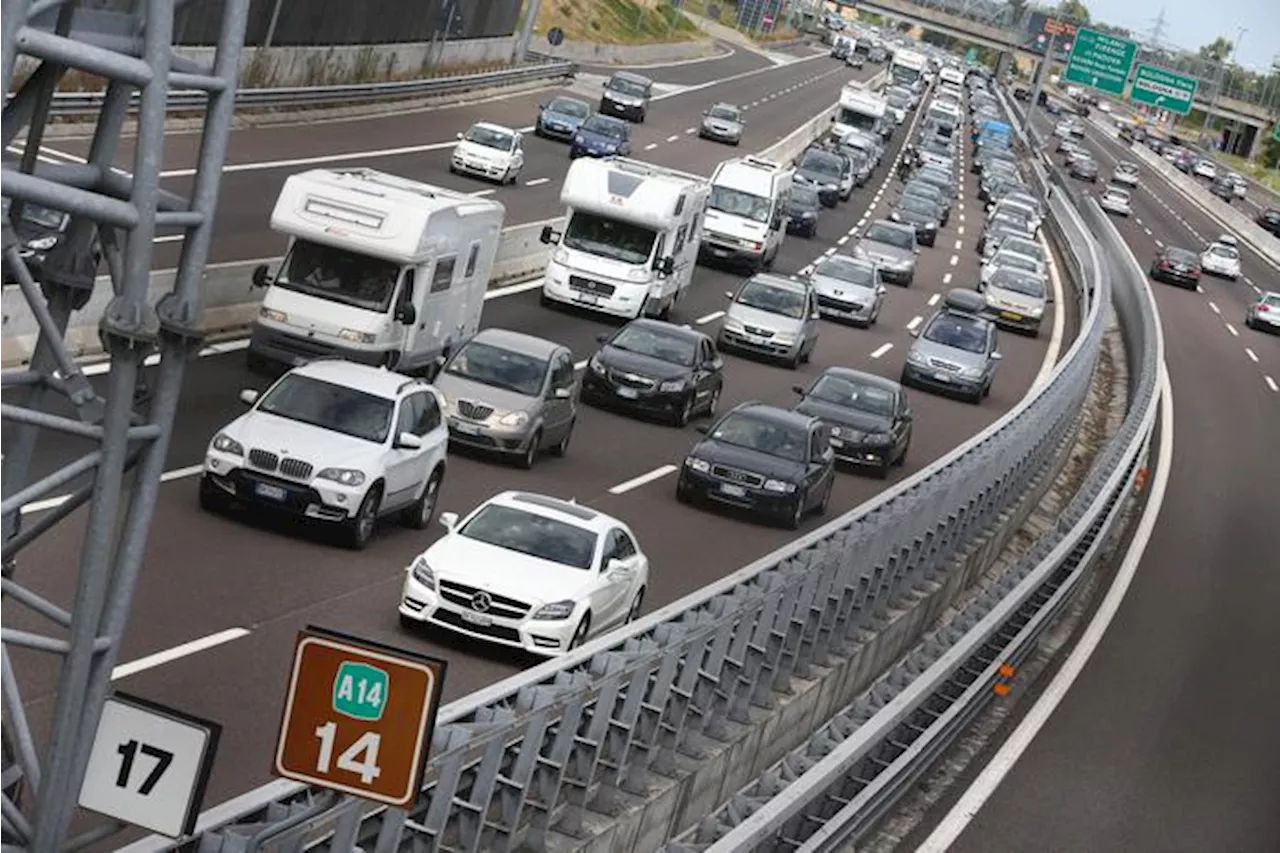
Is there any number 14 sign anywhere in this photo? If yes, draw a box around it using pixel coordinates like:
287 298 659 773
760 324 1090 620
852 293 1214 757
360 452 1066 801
274 627 447 807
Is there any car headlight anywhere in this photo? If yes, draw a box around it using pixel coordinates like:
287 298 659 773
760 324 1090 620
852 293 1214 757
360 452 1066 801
864 432 893 446
316 468 366 486
338 328 376 344
26 236 57 251
852 246 868 259
723 317 745 333
926 221 938 230
627 268 648 281
589 355 606 375
211 433 244 456
961 366 985 379
260 307 287 323
907 350 929 365
532 600 577 620
499 411 530 428
659 379 685 393
763 479 797 493
410 556 436 589
890 212 902 222
552 248 569 265
774 333 797 345
685 456 710 473
829 425 843 436
823 183 839 191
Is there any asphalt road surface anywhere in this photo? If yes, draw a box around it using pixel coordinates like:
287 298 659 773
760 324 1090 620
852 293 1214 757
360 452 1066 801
902 106 1280 853
6 61 1067 835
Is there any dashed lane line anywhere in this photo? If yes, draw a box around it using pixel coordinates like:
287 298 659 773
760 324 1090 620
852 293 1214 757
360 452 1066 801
644 143 658 151
870 343 893 359
1226 323 1238 337
696 310 725 325
942 273 952 286
667 135 680 142
1266 376 1279 393
524 177 550 187
609 464 678 495
906 315 923 332
954 239 963 250
1208 301 1220 315
928 293 941 306
949 255 958 266
1245 348 1258 363
112 628 252 681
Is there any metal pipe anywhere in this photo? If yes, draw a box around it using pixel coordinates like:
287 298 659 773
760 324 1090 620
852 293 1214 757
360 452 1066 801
513 0 542 64
1 578 73 626
0 451 102 517
1 646 42 797
244 791 342 853
15 26 154 87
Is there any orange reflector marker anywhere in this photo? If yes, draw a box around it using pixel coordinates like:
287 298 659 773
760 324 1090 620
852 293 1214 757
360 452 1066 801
993 682 1012 696
998 663 1016 678
1134 467 1149 493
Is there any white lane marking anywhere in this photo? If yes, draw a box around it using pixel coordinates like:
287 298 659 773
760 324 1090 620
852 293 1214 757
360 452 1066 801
685 127 696 134
1155 239 1164 247
1196 285 1204 294
696 310 725 325
917 367 1175 853
837 235 849 246
1266 376 1279 393
644 143 659 151
957 225 965 236
949 255 958 266
928 293 941 306
906 315 923 332
1248 282 1261 295
470 189 496 197
153 234 185 243
958 201 965 212
1142 226 1152 236
1208 301 1220 315
609 464 678 495
941 271 953 284
954 239 963 250
1245 348 1258 363
823 247 836 256
24 463 208 514
112 628 251 681
1032 242 1066 390
870 342 893 359
667 135 680 142
1226 323 1238 337
524 177 550 187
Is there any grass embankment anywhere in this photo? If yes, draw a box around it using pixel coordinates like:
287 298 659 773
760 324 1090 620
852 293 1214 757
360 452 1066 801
531 0 700 46
680 0 801 44
1170 119 1280 192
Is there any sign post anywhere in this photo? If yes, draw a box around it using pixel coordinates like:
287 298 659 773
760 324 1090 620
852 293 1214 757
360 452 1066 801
1063 27 1138 98
274 627 447 807
1130 64 1199 115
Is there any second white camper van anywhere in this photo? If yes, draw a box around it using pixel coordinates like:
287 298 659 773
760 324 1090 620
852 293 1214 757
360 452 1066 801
247 168 505 374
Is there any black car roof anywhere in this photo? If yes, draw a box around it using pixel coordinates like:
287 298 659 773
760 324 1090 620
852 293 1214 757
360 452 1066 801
611 71 652 85
722 402 815 430
620 317 708 343
816 367 901 393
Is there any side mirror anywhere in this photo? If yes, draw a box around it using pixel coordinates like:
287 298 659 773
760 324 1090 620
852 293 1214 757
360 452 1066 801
792 384 806 396
238 389 259 406
539 224 560 245
538 103 545 110
396 304 417 325
878 285 888 295
438 511 458 531
709 357 724 371
991 351 1004 361
455 132 463 140
251 263 272 288
596 333 610 344
702 109 709 116
657 256 675 276
695 425 710 435
811 312 821 321
396 432 424 450
724 290 734 300
908 328 920 338
605 557 626 574
914 247 921 255
1045 293 1055 303
553 387 572 399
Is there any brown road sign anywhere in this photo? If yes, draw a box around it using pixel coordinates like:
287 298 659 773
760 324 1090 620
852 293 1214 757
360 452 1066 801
274 627 446 807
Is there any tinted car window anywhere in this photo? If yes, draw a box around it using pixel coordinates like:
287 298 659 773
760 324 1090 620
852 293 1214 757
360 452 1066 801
815 257 876 286
610 324 698 366
737 279 807 319
808 375 896 416
709 412 807 462
924 314 988 354
459 505 598 570
445 341 549 396
865 223 913 249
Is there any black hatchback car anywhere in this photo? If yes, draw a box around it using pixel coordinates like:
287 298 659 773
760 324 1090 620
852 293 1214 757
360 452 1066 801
793 368 912 478
1256 206 1280 237
785 185 823 237
677 402 836 529
581 319 725 427
1149 245 1201 288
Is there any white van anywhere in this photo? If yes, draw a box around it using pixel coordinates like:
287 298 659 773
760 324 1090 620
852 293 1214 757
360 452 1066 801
700 156 794 271
540 156 710 320
247 168 505 374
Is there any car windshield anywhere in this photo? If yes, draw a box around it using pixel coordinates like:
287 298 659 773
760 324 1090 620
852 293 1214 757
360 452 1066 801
709 185 771 223
708 412 807 462
800 150 842 177
899 197 938 218
1262 294 1280 307
7 201 66 229
790 186 820 207
1118 163 1138 173
865 223 913 249
1208 243 1239 260
991 251 1039 273
887 93 910 108
608 77 647 97
924 315 987 354
445 341 548 396
548 98 589 118
808 374 895 416
815 256 876 287
1105 189 1130 202
276 239 402 312
581 116 625 138
562 210 655 265
709 105 740 121
609 324 697 366
905 183 942 202
1003 239 1041 259
458 504 598 570
991 269 1045 297
736 279 807 319
1166 248 1198 265
257 374 394 443
463 125 514 151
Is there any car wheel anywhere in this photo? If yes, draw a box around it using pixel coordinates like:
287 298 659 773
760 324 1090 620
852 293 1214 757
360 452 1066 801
517 430 541 470
625 588 645 624
815 479 833 515
197 477 223 513
398 613 419 632
551 419 574 457
784 492 806 530
400 468 442 530
704 385 721 418
676 475 694 505
674 394 695 428
895 437 909 467
567 614 592 650
346 484 382 551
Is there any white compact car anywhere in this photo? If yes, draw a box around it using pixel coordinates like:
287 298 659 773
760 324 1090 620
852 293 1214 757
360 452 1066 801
1100 186 1133 216
201 360 448 549
1200 235 1241 280
1192 159 1217 180
451 121 525 184
1111 162 1140 187
399 491 649 656
981 248 1045 287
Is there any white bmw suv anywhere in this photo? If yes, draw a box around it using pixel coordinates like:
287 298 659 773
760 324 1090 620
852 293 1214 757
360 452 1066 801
201 359 448 549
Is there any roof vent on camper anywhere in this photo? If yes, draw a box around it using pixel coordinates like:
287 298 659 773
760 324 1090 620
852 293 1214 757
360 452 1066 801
606 170 644 199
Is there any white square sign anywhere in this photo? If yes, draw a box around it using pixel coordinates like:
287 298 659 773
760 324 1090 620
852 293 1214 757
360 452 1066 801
78 693 221 838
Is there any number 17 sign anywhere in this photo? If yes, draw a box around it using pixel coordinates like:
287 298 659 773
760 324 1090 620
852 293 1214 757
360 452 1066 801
274 627 447 807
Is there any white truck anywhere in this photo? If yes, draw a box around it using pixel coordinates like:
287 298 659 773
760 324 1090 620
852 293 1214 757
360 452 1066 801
700 156 794 272
833 85 889 141
891 48 929 89
247 168 505 374
539 156 710 320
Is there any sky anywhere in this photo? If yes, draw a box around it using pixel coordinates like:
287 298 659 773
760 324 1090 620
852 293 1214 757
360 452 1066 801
1085 0 1279 70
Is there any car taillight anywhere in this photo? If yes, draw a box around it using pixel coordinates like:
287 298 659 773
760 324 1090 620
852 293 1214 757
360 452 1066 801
1259 304 1271 313
1191 267 1201 276
1159 260 1172 270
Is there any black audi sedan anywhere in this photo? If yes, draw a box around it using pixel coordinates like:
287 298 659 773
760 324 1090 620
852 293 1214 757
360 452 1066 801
677 402 835 529
580 319 725 426
1148 245 1201 289
792 368 912 478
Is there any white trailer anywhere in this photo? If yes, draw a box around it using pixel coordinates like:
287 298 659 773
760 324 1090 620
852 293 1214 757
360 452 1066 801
248 167 505 374
833 85 889 140
891 48 929 89
540 156 710 320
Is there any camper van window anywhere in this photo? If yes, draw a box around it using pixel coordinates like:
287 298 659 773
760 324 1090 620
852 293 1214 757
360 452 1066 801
257 374 394 444
431 257 456 293
562 211 657 266
463 125 516 152
836 106 878 134
445 341 549 397
277 238 400 312
673 224 689 257
708 185 771 224
464 242 481 278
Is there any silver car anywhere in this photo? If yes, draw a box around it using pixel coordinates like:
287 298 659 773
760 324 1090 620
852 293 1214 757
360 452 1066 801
1100 185 1133 216
718 273 821 369
809 254 887 326
902 290 1003 404
853 220 919 286
434 328 578 469
1245 291 1280 333
983 267 1051 336
700 102 744 145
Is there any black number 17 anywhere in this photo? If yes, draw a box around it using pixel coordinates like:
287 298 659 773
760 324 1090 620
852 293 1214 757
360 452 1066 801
115 739 174 795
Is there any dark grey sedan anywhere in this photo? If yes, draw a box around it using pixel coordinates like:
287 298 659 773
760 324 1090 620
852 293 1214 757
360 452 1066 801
700 103 745 145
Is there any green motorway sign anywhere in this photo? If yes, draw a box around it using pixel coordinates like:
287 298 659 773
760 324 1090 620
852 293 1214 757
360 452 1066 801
1130 64 1199 115
1063 27 1138 97
1274 122 1280 144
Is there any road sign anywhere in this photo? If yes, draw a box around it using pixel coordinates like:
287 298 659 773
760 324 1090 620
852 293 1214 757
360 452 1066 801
1130 64 1198 115
546 26 564 47
965 47 978 65
78 693 221 838
1063 27 1138 98
274 627 446 807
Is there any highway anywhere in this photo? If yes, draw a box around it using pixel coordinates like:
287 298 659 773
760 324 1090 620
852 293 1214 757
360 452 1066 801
903 104 1280 853
5 57 1068 830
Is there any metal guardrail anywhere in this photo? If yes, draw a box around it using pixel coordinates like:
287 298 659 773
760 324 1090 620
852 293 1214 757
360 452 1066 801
44 58 577 116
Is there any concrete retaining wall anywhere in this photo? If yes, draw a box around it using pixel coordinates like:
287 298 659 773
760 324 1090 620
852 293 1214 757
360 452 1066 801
536 38 724 67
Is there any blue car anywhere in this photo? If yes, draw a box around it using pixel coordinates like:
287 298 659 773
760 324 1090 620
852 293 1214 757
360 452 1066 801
535 96 591 142
569 114 633 159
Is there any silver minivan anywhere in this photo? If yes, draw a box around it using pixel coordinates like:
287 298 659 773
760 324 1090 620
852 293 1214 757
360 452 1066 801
718 273 821 369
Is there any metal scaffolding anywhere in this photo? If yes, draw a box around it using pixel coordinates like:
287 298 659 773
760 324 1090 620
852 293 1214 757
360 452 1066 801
1 0 249 849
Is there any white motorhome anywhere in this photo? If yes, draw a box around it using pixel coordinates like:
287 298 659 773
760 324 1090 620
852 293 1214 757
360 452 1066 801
247 168 505 374
833 85 888 141
540 156 710 320
938 65 965 87
891 48 929 89
700 156 794 271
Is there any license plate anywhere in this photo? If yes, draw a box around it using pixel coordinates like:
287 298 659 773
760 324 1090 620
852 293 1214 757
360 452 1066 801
1000 311 1022 321
458 610 493 627
934 372 953 383
453 421 481 435
616 387 639 399
713 248 730 257
720 483 747 497
576 293 600 304
254 482 287 501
